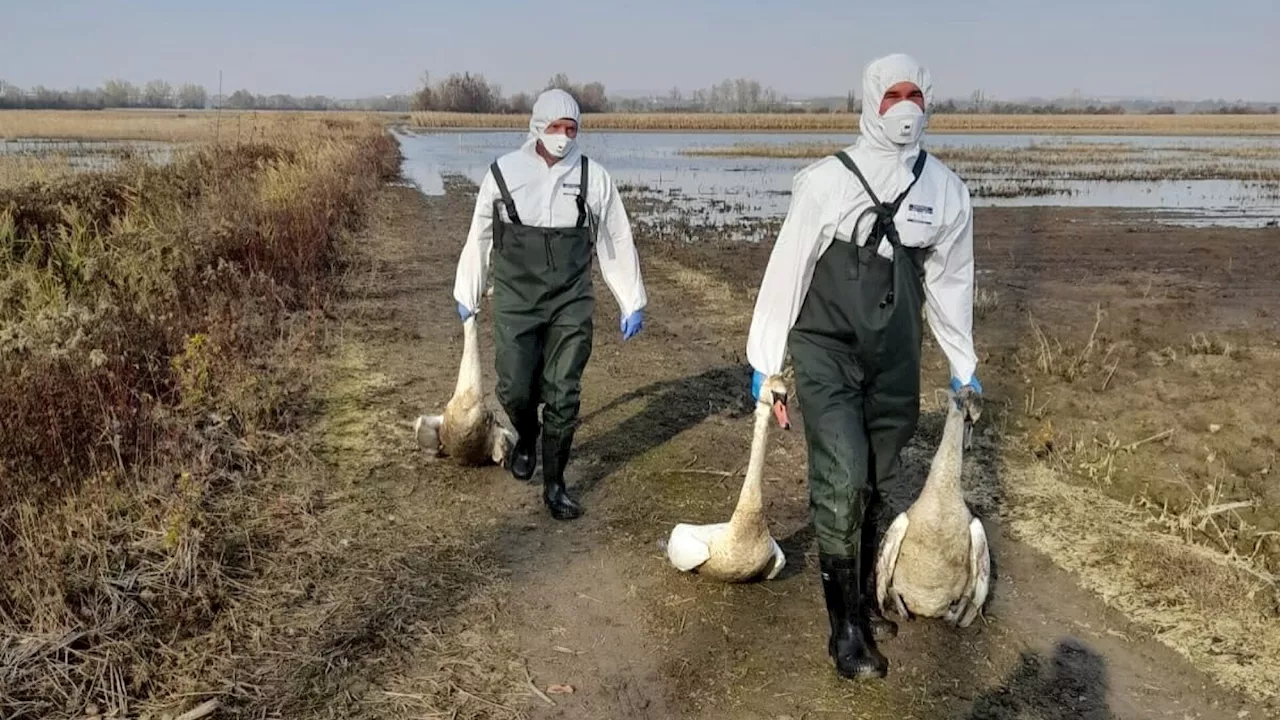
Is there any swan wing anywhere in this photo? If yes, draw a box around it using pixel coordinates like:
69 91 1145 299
958 517 991 628
762 536 787 580
875 512 910 615
666 522 727 572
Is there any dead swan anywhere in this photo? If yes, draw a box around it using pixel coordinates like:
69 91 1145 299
666 374 791 582
874 394 990 627
414 315 514 466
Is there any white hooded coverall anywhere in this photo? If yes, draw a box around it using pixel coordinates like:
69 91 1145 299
452 90 647 321
746 55 977 387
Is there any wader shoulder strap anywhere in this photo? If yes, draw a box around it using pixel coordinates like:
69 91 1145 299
575 156 589 229
833 150 929 214
833 150 931 309
899 150 929 211
834 151 882 206
490 161 521 225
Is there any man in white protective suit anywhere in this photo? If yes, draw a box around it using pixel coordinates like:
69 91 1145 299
453 89 647 522
745 53 983 680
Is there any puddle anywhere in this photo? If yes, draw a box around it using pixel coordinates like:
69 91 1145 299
394 129 1280 236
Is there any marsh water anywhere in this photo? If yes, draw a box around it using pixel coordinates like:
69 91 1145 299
394 129 1280 235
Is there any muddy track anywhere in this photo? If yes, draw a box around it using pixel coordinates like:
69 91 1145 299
309 180 1271 719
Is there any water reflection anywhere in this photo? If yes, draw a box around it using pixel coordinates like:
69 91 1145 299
395 129 1280 237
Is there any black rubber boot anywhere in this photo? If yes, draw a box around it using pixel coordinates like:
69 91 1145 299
541 430 582 521
820 554 888 680
508 435 536 481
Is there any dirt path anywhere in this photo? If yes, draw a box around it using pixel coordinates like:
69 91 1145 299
312 180 1272 719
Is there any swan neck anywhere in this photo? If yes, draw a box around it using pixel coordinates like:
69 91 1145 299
730 400 772 523
923 403 966 499
455 317 481 396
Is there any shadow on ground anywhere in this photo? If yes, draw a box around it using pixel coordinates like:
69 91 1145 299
571 365 753 495
969 638 1114 719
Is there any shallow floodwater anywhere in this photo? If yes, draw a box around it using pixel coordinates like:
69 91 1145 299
0 138 174 170
394 129 1280 234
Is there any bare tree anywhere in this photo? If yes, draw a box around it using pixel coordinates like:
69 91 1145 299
434 72 501 113
143 80 173 108
508 92 533 114
226 89 256 109
578 81 608 112
102 79 135 108
413 72 434 111
545 73 573 93
177 83 207 109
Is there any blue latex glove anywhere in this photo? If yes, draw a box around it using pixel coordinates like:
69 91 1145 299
457 302 473 322
950 374 984 423
621 310 643 340
751 369 766 402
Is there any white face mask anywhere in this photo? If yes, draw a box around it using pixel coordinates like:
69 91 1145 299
539 130 575 158
881 101 926 145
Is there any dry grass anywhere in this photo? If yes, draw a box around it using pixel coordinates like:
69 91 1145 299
0 154 77 187
1021 305 1107 383
680 141 1280 183
0 116 399 718
410 111 1280 135
0 109 405 143
974 287 1000 320
1188 332 1242 358
1001 308 1280 702
1001 464 1279 703
684 141 1280 162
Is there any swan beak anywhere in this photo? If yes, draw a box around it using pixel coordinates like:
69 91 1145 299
771 393 790 429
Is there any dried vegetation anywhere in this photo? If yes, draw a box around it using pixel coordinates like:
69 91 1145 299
0 116 400 718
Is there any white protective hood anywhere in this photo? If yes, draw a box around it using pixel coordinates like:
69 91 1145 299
525 89 581 146
857 53 934 157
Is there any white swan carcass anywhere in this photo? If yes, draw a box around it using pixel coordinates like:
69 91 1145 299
874 394 991 627
414 315 514 466
666 374 791 583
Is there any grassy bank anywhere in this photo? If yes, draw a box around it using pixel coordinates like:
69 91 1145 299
0 117 398 718
410 111 1280 136
0 109 407 142
7 109 1279 143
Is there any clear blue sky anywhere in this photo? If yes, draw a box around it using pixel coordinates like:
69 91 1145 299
3 0 1277 101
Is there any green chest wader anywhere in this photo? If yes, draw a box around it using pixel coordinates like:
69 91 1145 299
787 150 930 561
490 156 595 519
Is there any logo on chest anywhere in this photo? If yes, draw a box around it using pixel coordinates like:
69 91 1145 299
905 203 935 225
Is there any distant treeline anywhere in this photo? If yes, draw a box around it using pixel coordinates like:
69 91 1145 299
411 72 1280 115
5 75 1276 116
413 72 792 114
0 79 414 112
